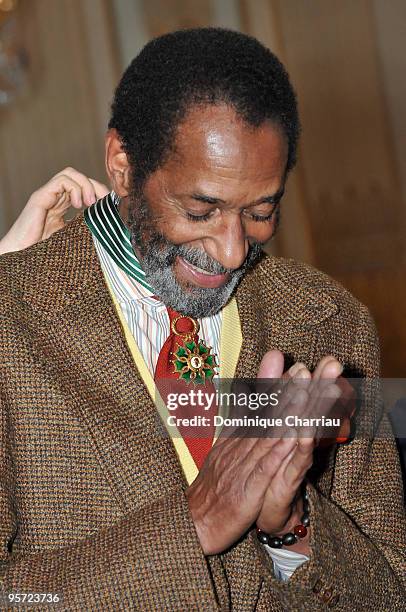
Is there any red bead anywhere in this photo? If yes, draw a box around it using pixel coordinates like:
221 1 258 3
294 524 307 538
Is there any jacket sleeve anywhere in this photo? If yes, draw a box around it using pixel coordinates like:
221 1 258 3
0 393 218 612
253 303 406 609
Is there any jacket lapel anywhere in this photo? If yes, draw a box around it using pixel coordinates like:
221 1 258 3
27 216 186 515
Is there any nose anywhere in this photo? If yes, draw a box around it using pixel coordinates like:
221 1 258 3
203 214 248 270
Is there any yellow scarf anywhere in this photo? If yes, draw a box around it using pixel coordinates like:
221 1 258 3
108 283 242 484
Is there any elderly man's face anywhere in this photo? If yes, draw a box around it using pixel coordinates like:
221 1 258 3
126 104 288 317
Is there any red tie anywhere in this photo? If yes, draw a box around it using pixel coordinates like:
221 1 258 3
154 306 217 470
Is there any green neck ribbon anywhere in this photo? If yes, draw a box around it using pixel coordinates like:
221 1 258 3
84 192 153 292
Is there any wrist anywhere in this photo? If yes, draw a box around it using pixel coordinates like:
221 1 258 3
256 496 303 537
273 509 302 538
0 226 26 254
273 502 311 555
0 235 13 255
257 487 310 553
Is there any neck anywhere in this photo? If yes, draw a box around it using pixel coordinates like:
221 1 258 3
117 196 143 262
118 196 131 225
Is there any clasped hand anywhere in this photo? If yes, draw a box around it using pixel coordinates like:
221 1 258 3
186 350 343 555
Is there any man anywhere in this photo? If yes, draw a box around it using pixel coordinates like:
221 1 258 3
0 28 405 610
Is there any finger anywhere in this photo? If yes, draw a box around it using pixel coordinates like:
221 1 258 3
284 386 317 440
53 167 98 206
282 437 314 488
258 435 310 519
286 362 307 378
320 360 343 380
28 175 84 211
291 366 311 390
312 356 343 381
89 178 109 201
274 368 311 422
309 357 343 409
49 176 84 209
312 356 336 380
245 436 298 493
335 376 356 419
257 350 284 379
309 382 342 443
301 372 341 415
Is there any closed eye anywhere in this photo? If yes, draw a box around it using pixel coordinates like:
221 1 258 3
186 211 213 222
245 202 280 222
186 203 279 223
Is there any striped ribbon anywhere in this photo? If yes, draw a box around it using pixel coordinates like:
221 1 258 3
84 192 153 292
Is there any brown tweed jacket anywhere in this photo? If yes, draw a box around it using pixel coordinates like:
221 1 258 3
0 215 405 611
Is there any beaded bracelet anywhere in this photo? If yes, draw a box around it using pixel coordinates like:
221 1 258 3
256 488 310 548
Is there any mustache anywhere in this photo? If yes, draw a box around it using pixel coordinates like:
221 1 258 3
168 244 230 274
157 241 263 276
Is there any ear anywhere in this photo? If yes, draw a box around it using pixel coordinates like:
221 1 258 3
105 129 131 197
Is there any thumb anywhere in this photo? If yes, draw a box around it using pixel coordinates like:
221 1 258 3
257 349 284 379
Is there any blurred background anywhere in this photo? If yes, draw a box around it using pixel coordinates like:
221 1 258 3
0 0 405 376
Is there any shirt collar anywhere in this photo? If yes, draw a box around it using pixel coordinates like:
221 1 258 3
84 191 154 293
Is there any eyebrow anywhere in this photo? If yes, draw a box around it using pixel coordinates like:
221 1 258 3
190 187 285 206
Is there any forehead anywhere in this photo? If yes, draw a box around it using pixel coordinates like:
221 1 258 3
163 103 288 184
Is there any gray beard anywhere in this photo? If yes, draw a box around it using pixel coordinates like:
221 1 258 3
127 195 264 318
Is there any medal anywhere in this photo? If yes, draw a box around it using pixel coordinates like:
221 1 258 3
170 316 218 384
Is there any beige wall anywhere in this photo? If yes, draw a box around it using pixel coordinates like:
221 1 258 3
1 0 405 373
240 0 406 374
0 0 119 230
